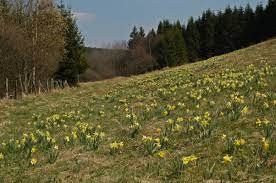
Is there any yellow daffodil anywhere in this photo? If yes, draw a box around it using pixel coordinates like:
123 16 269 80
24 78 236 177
182 155 198 165
0 153 4 160
31 147 37 153
177 117 184 123
54 145 59 150
157 151 166 158
262 138 269 151
241 106 249 115
31 158 38 165
234 138 246 146
223 155 232 164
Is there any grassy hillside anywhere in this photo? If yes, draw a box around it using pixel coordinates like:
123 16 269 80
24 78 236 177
0 39 275 182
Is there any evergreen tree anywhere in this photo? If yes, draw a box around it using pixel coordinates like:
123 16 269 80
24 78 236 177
175 20 182 31
153 28 187 67
55 3 88 86
255 4 265 42
128 26 139 49
139 26 145 37
157 21 164 34
231 6 245 49
146 29 156 55
185 17 200 62
199 9 216 58
157 20 172 34
243 4 255 46
265 0 276 38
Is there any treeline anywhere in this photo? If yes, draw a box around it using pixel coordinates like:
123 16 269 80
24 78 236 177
128 1 276 68
0 0 88 98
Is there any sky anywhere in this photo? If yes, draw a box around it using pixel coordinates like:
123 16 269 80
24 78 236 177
62 0 268 48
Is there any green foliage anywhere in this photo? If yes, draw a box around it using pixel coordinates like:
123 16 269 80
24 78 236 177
185 17 200 62
153 28 188 67
55 3 88 86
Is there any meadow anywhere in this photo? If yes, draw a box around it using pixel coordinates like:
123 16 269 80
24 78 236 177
0 39 275 182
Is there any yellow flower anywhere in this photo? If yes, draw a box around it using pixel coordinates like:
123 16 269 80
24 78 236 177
31 158 38 165
177 117 184 123
54 145 59 150
189 125 194 131
241 106 249 115
182 155 198 165
86 134 91 139
110 141 124 149
31 147 37 153
223 155 232 164
119 142 124 147
194 116 201 122
163 111 168 116
222 134 227 140
263 118 270 125
72 133 78 140
174 124 183 132
262 138 269 151
234 139 246 146
240 139 246 145
0 153 4 160
110 142 119 149
157 151 166 158
142 136 152 142
156 128 162 133
99 132 106 138
263 102 269 109
256 119 262 126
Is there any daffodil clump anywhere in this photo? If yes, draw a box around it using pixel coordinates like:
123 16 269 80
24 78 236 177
182 155 198 165
109 141 124 155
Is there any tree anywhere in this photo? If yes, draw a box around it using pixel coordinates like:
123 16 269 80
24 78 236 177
265 0 276 38
185 17 200 62
128 26 139 49
153 28 188 67
0 0 65 97
255 4 265 42
55 3 88 86
199 9 216 58
146 29 156 56
139 26 145 37
243 4 255 46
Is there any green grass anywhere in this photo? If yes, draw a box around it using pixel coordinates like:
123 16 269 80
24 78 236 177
0 39 276 183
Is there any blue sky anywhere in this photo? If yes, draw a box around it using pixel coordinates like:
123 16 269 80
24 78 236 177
63 0 268 48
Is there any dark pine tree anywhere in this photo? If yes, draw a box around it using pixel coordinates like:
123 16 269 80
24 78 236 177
243 4 255 46
55 3 88 86
199 9 216 58
139 26 145 37
185 17 201 62
255 4 266 42
265 0 276 38
153 28 187 68
128 26 139 49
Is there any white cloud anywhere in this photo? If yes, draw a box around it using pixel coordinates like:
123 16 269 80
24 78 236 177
73 12 96 22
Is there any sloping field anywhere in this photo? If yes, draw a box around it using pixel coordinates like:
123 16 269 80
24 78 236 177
0 39 275 182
